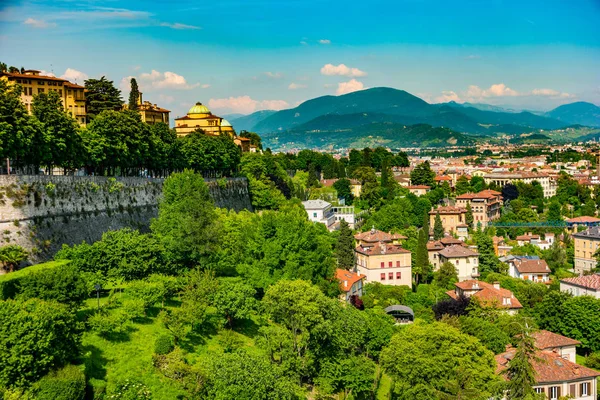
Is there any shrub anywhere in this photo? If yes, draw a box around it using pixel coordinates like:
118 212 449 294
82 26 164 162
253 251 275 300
88 310 131 337
586 352 600 369
154 334 175 355
127 280 165 311
30 364 86 400
15 264 88 308
122 299 145 321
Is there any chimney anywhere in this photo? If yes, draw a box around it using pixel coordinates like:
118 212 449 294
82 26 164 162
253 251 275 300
380 241 387 254
493 281 500 290
138 92 143 105
344 280 348 288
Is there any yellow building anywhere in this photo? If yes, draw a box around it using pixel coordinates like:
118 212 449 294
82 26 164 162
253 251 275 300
136 93 170 125
572 227 600 274
174 102 235 137
1 70 87 126
429 205 467 234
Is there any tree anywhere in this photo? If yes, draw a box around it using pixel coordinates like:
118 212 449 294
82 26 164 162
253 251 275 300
0 245 28 273
414 212 431 285
333 178 353 205
213 279 256 328
335 220 355 269
465 203 474 228
503 327 540 400
581 198 596 217
476 231 498 276
502 184 519 203
316 355 376 399
455 175 471 195
180 131 241 175
434 261 458 290
128 78 140 110
0 62 6 72
410 161 435 187
0 298 81 388
470 176 486 192
380 322 499 399
16 264 88 308
151 170 220 268
433 211 444 240
8 66 19 73
84 76 123 121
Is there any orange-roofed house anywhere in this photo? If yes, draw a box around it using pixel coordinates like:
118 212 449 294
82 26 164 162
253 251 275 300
446 280 522 314
508 258 551 283
532 330 581 363
560 274 600 299
335 268 366 302
354 228 406 246
455 189 503 227
406 185 430 196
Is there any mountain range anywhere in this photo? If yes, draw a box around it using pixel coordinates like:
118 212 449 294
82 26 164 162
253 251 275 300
228 87 600 149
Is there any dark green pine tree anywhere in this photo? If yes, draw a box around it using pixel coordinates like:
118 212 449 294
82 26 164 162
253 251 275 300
84 76 123 121
335 220 355 270
433 212 444 240
128 78 140 111
414 211 431 285
475 231 498 277
503 327 540 400
465 203 474 228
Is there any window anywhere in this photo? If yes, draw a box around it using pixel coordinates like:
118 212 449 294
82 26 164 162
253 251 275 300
396 261 400 267
396 272 401 279
388 261 392 268
58 90 62 96
68 90 72 95
28 87 33 95
38 81 44 85
549 386 560 400
23 87 27 95
534 387 544 394
580 382 590 396
569 384 576 397
381 262 385 268
388 272 393 280
380 273 385 281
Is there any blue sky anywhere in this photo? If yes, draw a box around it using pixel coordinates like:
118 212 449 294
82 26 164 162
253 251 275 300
1 0 599 118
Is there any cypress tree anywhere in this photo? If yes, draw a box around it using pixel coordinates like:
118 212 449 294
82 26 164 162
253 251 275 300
433 212 444 240
465 203 474 228
414 211 431 285
335 220 355 270
476 231 497 276
503 327 539 400
128 78 140 110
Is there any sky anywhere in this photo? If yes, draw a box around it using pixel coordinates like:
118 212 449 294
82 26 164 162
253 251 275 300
1 0 599 119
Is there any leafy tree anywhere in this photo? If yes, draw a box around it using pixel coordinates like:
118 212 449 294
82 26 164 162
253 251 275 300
179 131 241 175
458 316 511 354
84 76 123 121
433 211 444 240
581 198 596 216
380 322 499 399
434 261 458 290
475 231 498 276
128 78 139 110
16 264 88 308
410 161 435 187
151 170 219 268
465 202 474 228
315 355 376 399
503 327 540 400
239 130 263 150
432 295 471 319
353 166 381 208
213 278 256 328
366 198 414 232
414 212 431 285
546 200 562 222
0 245 28 273
333 178 353 205
455 175 471 195
0 298 81 388
470 176 486 192
502 184 519 203
335 220 355 269
0 62 6 72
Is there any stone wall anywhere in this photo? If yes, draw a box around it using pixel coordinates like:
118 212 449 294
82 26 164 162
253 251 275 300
0 175 252 263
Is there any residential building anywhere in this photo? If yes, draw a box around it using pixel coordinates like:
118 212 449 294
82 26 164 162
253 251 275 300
572 226 600 274
1 69 87 126
429 206 467 234
493 236 513 257
354 242 412 287
455 190 502 226
174 102 236 137
496 349 599 399
567 216 600 233
331 206 357 229
456 224 469 241
302 200 335 228
560 274 600 299
406 185 430 196
532 330 580 363
354 228 405 246
427 240 445 270
484 171 556 198
438 245 480 281
508 258 551 283
335 268 366 302
133 92 170 125
446 280 523 314
516 233 553 250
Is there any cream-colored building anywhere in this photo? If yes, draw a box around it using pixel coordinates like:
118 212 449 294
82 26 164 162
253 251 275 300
174 102 235 137
406 185 430 196
1 69 87 126
484 172 556 198
136 93 170 125
355 242 412 287
572 227 600 274
438 245 479 281
429 206 467 234
456 190 502 227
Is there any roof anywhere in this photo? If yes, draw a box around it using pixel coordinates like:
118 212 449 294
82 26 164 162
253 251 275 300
406 185 431 189
302 199 331 210
435 175 453 181
560 274 600 291
221 119 232 127
355 243 411 256
63 82 85 89
354 229 405 243
188 102 211 115
448 280 523 309
429 206 466 215
496 349 600 384
572 226 600 240
532 330 581 350
427 241 444 251
335 269 365 293
567 216 600 224
513 259 551 274
515 234 540 241
384 305 414 317
439 244 478 258
456 189 502 200
1 71 70 83
440 237 464 246
485 172 549 179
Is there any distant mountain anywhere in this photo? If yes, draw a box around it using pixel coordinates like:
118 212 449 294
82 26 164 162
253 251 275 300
230 110 277 132
545 102 600 127
221 113 245 121
253 87 570 137
446 101 520 113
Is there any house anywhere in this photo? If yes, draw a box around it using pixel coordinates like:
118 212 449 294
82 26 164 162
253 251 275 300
516 233 552 250
331 206 357 229
434 175 454 188
456 224 469 241
496 349 599 399
429 206 467 235
354 228 405 246
508 258 551 283
354 242 412 287
572 226 600 274
484 171 557 198
493 236 513 257
438 245 480 281
335 268 366 302
446 280 522 314
302 200 335 228
427 240 445 270
560 274 600 299
455 190 503 226
532 330 581 363
406 185 430 196
567 216 600 233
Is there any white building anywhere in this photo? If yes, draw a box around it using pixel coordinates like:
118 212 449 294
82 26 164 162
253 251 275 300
508 258 551 283
560 275 600 299
302 200 335 228
484 172 557 198
437 245 480 281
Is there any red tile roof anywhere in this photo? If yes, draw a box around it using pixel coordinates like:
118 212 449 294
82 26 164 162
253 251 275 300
513 259 551 274
406 185 431 189
439 244 478 258
567 216 600 223
355 243 411 256
456 189 502 200
335 268 366 293
532 330 581 350
515 234 540 241
448 280 522 309
440 237 464 246
560 274 600 291
427 241 444 251
496 349 600 384
429 206 466 215
354 229 405 243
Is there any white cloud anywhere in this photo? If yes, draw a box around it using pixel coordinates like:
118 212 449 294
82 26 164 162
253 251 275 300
321 63 367 78
201 84 211 89
319 39 331 44
160 22 201 30
137 70 200 90
60 68 88 83
39 70 56 77
209 96 289 114
23 18 56 28
465 83 519 99
531 88 574 98
288 83 307 90
433 84 576 104
323 83 335 88
57 8 151 20
265 72 283 79
434 91 462 103
336 79 364 95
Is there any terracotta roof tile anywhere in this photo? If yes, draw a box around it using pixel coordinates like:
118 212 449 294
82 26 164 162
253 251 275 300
532 330 581 350
355 243 411 256
560 274 600 291
513 259 551 274
452 280 522 309
439 244 478 258
335 268 366 293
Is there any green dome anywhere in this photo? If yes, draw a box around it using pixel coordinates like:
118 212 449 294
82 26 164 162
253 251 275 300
221 119 232 127
188 102 211 115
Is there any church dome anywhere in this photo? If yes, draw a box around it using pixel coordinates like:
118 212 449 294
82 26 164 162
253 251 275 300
221 119 232 127
188 102 211 116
